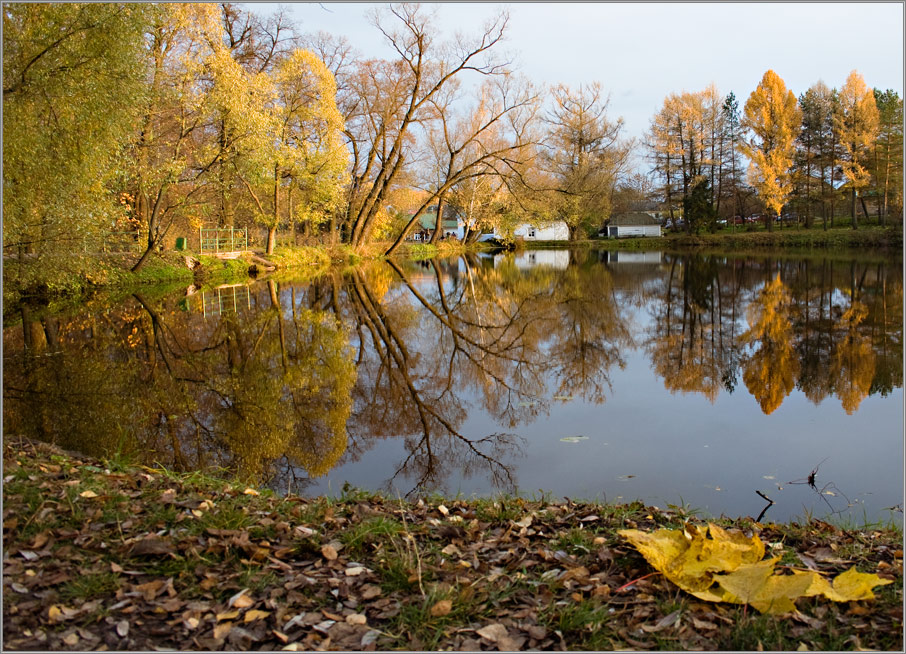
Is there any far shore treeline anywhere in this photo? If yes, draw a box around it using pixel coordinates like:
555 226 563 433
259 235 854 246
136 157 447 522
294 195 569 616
4 4 903 293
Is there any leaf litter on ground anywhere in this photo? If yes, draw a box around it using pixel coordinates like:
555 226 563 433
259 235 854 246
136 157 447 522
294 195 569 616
2 437 902 651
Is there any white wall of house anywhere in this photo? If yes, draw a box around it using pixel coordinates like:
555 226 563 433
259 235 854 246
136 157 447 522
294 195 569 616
493 250 570 270
513 221 569 241
607 224 661 238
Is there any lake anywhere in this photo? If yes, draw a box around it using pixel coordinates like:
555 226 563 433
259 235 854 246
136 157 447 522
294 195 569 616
4 249 903 524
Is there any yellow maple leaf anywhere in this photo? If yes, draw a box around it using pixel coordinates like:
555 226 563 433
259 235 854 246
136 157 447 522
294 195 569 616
716 560 817 614
620 525 892 614
619 523 765 593
827 567 892 601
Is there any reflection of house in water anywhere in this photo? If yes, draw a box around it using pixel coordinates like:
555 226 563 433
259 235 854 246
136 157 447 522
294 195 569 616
191 284 252 318
494 250 570 270
601 250 663 265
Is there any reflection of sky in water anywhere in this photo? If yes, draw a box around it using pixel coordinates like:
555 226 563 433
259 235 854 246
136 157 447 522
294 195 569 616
4 251 903 524
307 325 903 523
305 255 904 524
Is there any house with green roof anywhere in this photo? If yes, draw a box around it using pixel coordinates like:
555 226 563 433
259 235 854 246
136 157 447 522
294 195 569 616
409 204 466 241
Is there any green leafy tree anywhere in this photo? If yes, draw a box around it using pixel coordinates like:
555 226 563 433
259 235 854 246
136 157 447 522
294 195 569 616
3 3 150 289
870 89 903 225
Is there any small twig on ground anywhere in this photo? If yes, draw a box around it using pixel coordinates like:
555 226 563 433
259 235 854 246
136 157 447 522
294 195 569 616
615 571 660 593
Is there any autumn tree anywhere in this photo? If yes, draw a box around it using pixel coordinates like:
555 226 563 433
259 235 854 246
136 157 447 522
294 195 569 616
647 86 724 233
386 74 541 252
3 3 150 287
335 4 512 250
740 70 801 231
127 4 225 271
834 71 879 229
542 82 631 239
246 49 348 254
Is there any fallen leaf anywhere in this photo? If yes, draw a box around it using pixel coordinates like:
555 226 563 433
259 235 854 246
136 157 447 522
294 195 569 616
243 488 259 496
476 623 509 643
430 600 452 617
228 589 254 609
62 633 79 646
244 610 270 623
79 490 98 499
360 630 381 647
346 613 367 625
321 544 338 561
129 537 175 557
360 584 382 600
213 622 232 640
116 620 129 638
345 566 365 576
217 610 240 622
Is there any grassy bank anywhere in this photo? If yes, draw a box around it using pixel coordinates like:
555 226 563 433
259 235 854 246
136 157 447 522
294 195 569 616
3 439 901 651
525 224 903 254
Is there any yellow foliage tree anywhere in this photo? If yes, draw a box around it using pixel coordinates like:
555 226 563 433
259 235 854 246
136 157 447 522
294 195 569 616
740 70 801 231
835 70 880 229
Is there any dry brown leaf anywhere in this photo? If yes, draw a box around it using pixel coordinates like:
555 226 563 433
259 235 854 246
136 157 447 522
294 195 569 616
213 622 233 640
321 544 338 561
476 623 509 643
430 600 452 617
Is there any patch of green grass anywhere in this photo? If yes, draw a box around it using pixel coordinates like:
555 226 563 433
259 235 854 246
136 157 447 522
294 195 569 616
541 600 612 650
389 587 466 650
144 555 198 582
554 527 594 556
473 496 524 523
237 567 279 594
58 571 120 602
341 516 404 554
198 504 252 532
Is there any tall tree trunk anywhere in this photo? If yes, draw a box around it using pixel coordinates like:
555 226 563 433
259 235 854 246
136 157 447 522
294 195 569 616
430 195 445 244
859 194 870 223
132 187 166 272
851 188 858 230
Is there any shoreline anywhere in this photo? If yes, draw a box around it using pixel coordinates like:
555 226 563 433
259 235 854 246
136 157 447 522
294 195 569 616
2 438 902 651
3 224 901 317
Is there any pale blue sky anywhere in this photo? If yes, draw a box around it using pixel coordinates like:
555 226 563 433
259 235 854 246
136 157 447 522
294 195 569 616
254 2 904 142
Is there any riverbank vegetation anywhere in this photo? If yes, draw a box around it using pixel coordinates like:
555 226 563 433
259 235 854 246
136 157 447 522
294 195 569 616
2 439 901 651
3 4 902 302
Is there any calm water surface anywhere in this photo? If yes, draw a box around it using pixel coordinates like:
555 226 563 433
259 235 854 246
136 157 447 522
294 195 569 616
4 250 903 523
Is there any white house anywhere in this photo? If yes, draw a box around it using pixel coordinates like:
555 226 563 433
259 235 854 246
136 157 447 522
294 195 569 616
512 221 570 241
606 213 662 238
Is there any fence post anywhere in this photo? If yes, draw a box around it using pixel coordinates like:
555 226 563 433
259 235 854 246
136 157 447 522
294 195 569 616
230 226 234 252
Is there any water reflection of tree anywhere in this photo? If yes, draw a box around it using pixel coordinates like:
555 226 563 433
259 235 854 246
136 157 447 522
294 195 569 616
548 251 633 403
342 259 535 495
740 273 800 415
645 255 742 402
3 286 355 487
643 255 901 415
